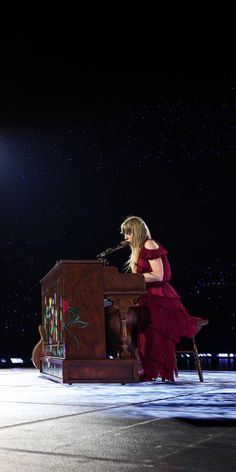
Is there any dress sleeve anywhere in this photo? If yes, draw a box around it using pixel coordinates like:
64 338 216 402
140 247 165 260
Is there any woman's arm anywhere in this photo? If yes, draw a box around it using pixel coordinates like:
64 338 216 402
142 239 164 283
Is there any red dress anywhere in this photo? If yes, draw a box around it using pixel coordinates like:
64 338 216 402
135 243 199 381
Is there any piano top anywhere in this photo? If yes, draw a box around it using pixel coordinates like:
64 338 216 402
40 260 146 294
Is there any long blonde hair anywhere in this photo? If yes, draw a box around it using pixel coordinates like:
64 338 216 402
120 216 151 272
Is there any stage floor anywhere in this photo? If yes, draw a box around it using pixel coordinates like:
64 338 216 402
0 368 235 471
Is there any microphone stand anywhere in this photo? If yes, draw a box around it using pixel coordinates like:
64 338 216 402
96 241 129 265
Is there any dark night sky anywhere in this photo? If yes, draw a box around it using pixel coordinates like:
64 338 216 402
0 40 235 356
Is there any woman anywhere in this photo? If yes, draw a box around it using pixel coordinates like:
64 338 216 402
121 215 208 382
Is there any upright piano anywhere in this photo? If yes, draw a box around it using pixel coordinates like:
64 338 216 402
39 260 146 383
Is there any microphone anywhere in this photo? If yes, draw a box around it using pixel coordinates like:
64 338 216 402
97 241 129 260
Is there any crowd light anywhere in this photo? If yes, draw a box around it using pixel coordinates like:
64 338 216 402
198 353 212 357
0 358 7 364
10 358 24 364
216 353 236 358
0 357 33 368
177 352 236 358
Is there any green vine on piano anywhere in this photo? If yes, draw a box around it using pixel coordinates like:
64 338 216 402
62 300 88 352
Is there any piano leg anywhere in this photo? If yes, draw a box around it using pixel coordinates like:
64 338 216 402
120 314 131 358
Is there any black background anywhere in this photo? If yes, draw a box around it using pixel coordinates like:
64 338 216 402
0 39 235 357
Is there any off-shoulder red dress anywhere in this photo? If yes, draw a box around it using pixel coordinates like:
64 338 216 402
135 243 199 381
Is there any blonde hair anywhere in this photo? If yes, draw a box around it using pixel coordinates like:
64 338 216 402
120 216 151 272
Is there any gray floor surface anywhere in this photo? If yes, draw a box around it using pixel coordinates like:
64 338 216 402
0 368 235 471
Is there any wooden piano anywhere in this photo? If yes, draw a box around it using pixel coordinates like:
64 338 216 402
37 260 146 383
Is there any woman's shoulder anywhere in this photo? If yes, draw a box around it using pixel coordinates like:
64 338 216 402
144 239 160 250
140 239 167 260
